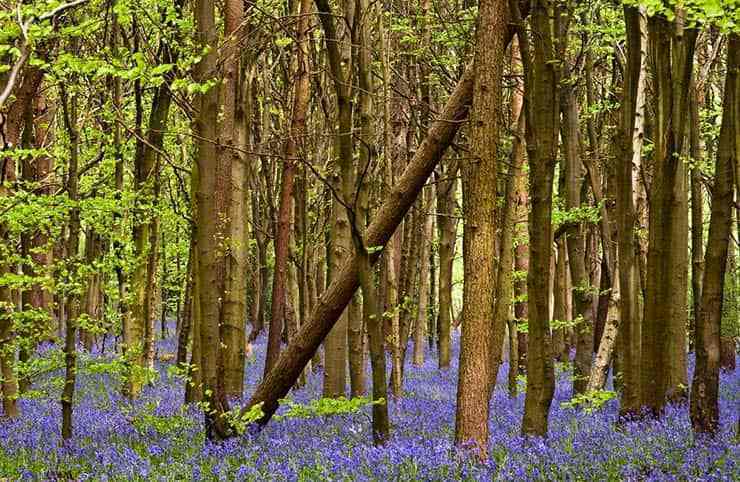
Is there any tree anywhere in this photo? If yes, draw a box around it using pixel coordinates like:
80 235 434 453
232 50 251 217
690 34 738 435
192 0 231 439
642 11 697 412
616 4 646 416
515 0 559 437
454 0 508 457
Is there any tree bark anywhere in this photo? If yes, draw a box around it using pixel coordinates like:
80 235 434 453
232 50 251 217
642 13 696 413
435 161 458 369
615 5 645 416
316 0 355 399
561 85 594 396
516 0 558 437
60 86 80 440
266 0 311 378
690 35 738 435
193 0 231 439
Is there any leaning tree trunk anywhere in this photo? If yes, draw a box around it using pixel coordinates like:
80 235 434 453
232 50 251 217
242 65 476 427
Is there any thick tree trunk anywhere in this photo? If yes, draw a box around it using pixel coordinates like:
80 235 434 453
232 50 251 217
690 35 738 435
642 14 696 413
217 0 248 397
193 0 231 439
454 0 509 456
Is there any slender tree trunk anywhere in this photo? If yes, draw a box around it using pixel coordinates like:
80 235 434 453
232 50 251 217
690 35 738 435
494 37 526 385
60 86 80 440
414 189 433 366
561 86 594 396
1 64 44 418
316 0 356 399
516 0 558 436
436 162 458 369
18 91 54 391
615 5 645 416
552 239 568 362
266 0 311 378
689 83 704 352
176 236 194 366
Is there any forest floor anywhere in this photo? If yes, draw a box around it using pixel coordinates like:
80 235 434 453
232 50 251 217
0 326 737 481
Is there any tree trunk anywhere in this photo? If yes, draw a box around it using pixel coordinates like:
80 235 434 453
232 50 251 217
642 14 696 413
615 5 645 416
454 0 508 457
18 90 54 391
414 189 433 366
217 0 248 397
689 83 704 352
494 37 526 386
60 86 80 440
1 64 45 418
690 35 738 435
516 0 558 437
561 86 594 396
193 0 231 439
266 0 311 378
316 0 355 399
127 1 183 393
436 161 458 369
176 236 194 366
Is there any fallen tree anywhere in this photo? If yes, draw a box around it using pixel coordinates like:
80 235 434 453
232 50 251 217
245 66 474 425
242 16 526 428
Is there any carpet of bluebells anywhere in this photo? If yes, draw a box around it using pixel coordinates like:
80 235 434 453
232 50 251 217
0 324 738 481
